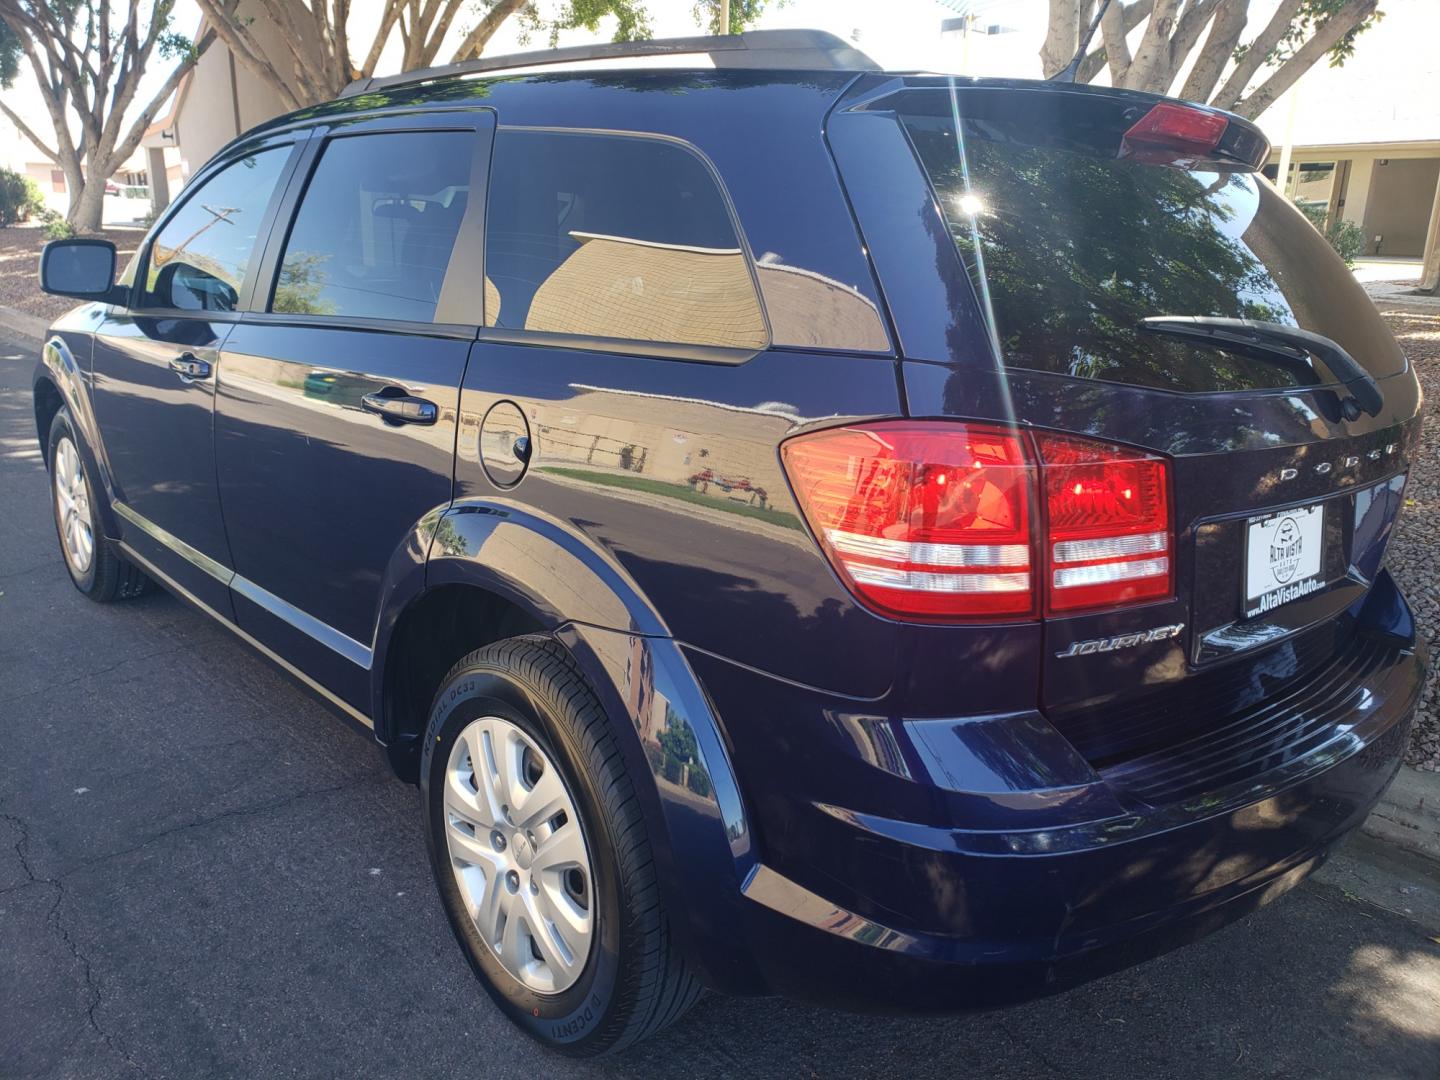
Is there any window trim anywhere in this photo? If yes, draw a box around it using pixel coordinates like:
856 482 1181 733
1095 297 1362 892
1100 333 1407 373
249 112 495 332
478 124 772 364
129 136 307 320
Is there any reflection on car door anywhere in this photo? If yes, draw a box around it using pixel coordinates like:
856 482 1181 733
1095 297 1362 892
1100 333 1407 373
214 118 490 710
91 143 299 614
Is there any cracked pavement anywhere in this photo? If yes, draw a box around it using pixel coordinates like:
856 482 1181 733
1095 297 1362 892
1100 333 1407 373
3 332 1440 1079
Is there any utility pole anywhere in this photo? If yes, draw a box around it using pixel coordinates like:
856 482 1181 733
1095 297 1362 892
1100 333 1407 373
720 0 731 34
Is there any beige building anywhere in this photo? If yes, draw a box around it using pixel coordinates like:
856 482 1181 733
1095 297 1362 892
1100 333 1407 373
1266 144 1440 259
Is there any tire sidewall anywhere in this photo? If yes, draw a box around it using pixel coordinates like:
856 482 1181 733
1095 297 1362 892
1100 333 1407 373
420 654 625 1051
47 410 98 594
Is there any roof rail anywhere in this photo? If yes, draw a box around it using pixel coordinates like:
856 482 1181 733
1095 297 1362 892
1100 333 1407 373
340 29 879 98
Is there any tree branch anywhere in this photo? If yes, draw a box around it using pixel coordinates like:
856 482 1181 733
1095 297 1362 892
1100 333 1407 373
1178 0 1246 103
190 0 307 110
1125 0 1182 92
451 0 527 63
109 27 215 169
0 97 59 160
1209 0 1303 111
1231 0 1378 120
1099 0 1134 85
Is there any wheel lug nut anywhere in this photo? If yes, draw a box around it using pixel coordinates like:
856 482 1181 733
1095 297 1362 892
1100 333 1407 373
505 870 520 893
530 879 539 895
491 829 506 852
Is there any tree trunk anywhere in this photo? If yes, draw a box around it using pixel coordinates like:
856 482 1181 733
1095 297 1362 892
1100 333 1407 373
1039 0 1082 79
68 176 105 232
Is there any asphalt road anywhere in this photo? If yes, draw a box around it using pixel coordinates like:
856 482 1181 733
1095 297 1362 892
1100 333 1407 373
3 334 1439 1080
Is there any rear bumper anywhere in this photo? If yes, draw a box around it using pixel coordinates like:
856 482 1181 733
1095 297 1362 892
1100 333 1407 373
690 571 1423 1012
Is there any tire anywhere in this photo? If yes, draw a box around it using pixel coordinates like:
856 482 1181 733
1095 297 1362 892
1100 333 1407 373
420 635 702 1056
47 409 150 602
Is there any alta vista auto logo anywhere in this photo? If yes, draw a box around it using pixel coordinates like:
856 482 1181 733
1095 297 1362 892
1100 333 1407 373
1268 516 1304 584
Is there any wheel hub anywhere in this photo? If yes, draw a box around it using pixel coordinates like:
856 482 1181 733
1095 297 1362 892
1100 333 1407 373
443 715 594 994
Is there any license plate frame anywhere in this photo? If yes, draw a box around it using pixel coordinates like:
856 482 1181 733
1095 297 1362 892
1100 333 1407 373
1243 503 1327 619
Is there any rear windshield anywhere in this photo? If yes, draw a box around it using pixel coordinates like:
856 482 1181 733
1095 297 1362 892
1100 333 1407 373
897 87 1405 392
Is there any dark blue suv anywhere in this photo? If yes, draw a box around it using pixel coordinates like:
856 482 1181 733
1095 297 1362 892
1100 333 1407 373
33 30 1425 1057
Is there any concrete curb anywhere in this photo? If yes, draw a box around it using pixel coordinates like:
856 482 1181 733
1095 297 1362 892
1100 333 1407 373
1363 765 1440 863
0 304 47 349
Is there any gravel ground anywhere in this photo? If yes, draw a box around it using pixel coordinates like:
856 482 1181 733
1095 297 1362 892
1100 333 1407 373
1379 307 1440 771
0 224 141 323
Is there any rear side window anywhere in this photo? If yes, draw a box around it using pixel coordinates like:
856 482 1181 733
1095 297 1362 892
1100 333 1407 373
141 148 289 312
271 130 475 323
897 89 1405 392
485 130 767 351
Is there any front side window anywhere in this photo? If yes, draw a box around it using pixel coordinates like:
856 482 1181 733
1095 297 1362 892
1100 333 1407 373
271 130 476 323
140 148 289 311
485 130 767 351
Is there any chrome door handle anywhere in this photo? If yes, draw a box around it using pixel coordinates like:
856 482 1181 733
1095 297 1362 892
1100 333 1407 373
362 391 438 425
169 353 212 380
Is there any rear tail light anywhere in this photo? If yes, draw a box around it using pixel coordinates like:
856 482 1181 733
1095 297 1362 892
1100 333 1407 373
779 422 1036 619
781 422 1172 622
1036 433 1172 613
1122 102 1228 160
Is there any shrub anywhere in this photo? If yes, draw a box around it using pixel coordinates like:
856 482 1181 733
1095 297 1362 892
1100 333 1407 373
0 167 44 226
1294 198 1365 268
39 209 75 241
1326 218 1366 267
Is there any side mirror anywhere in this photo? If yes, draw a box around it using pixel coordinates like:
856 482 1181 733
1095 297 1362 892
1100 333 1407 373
39 238 121 302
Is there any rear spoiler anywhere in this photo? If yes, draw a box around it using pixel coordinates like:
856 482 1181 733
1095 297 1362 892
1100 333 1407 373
841 76 1271 171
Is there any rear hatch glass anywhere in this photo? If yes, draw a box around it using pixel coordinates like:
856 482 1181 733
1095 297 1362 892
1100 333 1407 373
894 86 1407 393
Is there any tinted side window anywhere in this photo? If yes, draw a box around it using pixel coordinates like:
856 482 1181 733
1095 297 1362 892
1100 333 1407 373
272 130 475 323
141 148 289 311
485 131 766 351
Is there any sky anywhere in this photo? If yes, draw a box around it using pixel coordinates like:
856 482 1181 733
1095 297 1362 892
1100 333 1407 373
0 0 1435 173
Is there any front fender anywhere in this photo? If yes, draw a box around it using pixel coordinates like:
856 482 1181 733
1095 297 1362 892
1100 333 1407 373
36 324 119 540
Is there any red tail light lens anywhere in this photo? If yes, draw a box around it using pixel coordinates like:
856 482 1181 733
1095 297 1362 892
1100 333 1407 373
1122 102 1228 155
780 421 1036 620
1037 433 1172 613
781 422 1174 622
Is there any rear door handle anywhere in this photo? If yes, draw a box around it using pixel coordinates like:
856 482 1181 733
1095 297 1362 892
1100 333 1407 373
169 353 212 380
362 390 438 426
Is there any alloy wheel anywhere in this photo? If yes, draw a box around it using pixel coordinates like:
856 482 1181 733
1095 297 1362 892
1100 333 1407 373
443 715 594 994
53 436 94 575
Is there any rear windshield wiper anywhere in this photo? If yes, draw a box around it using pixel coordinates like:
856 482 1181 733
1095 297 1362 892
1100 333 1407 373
1139 316 1383 417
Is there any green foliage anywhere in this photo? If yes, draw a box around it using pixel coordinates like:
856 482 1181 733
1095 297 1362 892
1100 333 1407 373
40 208 75 240
692 0 788 34
546 1 654 45
1327 217 1365 265
1294 198 1366 266
0 17 20 88
0 167 45 226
